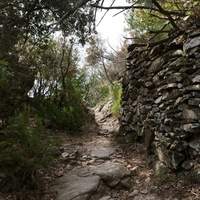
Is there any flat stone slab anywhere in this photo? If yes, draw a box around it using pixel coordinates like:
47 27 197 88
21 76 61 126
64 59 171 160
53 167 102 200
91 147 114 160
92 162 131 187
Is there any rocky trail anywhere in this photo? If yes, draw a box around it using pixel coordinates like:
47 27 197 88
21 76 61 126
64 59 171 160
1 101 199 200
50 102 197 200
52 103 158 200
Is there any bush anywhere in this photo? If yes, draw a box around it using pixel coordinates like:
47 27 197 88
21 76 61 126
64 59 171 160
0 106 56 189
33 78 85 131
39 101 83 131
99 83 110 99
111 83 122 117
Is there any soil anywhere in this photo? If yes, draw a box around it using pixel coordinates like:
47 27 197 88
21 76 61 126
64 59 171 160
0 106 200 200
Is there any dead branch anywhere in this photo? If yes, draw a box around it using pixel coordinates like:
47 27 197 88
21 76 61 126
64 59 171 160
127 30 184 52
152 0 179 30
90 4 160 12
149 22 171 41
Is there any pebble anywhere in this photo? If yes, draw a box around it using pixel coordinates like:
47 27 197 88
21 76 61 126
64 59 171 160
140 189 148 194
130 166 139 176
128 189 139 197
99 196 112 200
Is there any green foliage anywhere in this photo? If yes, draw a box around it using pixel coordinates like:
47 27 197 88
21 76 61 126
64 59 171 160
0 0 96 125
0 60 13 86
0 106 55 189
39 101 84 131
125 2 170 38
183 1 200 22
111 83 122 117
99 84 110 99
34 78 84 131
125 0 200 39
0 60 15 123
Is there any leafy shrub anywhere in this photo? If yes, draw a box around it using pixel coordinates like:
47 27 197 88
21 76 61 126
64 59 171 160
39 101 83 131
0 60 14 125
98 83 110 99
0 106 55 189
33 78 85 131
111 83 122 117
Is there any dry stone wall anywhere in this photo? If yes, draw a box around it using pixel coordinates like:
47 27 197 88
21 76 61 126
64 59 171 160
119 28 200 170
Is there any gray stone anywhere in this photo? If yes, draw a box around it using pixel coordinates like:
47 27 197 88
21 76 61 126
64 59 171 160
183 108 199 120
54 167 102 200
120 176 132 189
154 96 163 104
181 160 195 170
155 145 185 169
185 36 200 50
157 83 177 92
148 57 165 73
170 140 188 151
189 134 200 152
156 133 173 148
140 189 148 194
192 75 200 83
181 123 200 133
133 194 157 200
166 72 184 82
130 166 139 176
93 162 131 187
154 161 170 175
91 147 114 160
99 196 112 200
186 84 200 91
145 81 155 88
128 189 139 197
188 98 200 106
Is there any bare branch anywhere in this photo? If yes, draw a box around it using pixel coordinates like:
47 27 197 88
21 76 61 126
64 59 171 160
152 0 179 30
149 22 171 41
45 0 91 37
96 0 115 26
127 30 184 52
149 13 168 20
91 4 160 12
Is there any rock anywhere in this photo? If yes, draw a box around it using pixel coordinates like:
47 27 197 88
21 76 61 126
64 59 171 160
91 147 114 160
189 134 200 152
182 123 200 133
99 196 113 200
54 167 103 200
192 75 200 83
133 194 157 200
183 108 199 120
128 189 139 197
154 161 170 175
93 162 131 187
140 189 148 194
186 84 200 91
181 160 195 170
148 57 165 73
185 36 200 51
155 144 185 169
170 140 188 151
120 176 132 189
130 166 139 176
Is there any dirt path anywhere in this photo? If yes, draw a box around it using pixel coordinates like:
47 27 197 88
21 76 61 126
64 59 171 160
47 102 200 200
1 102 199 200
50 104 161 200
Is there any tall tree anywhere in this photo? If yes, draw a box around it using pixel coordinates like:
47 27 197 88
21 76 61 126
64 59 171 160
0 0 96 121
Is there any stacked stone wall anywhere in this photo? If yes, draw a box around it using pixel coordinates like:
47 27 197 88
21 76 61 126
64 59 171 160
119 28 200 170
